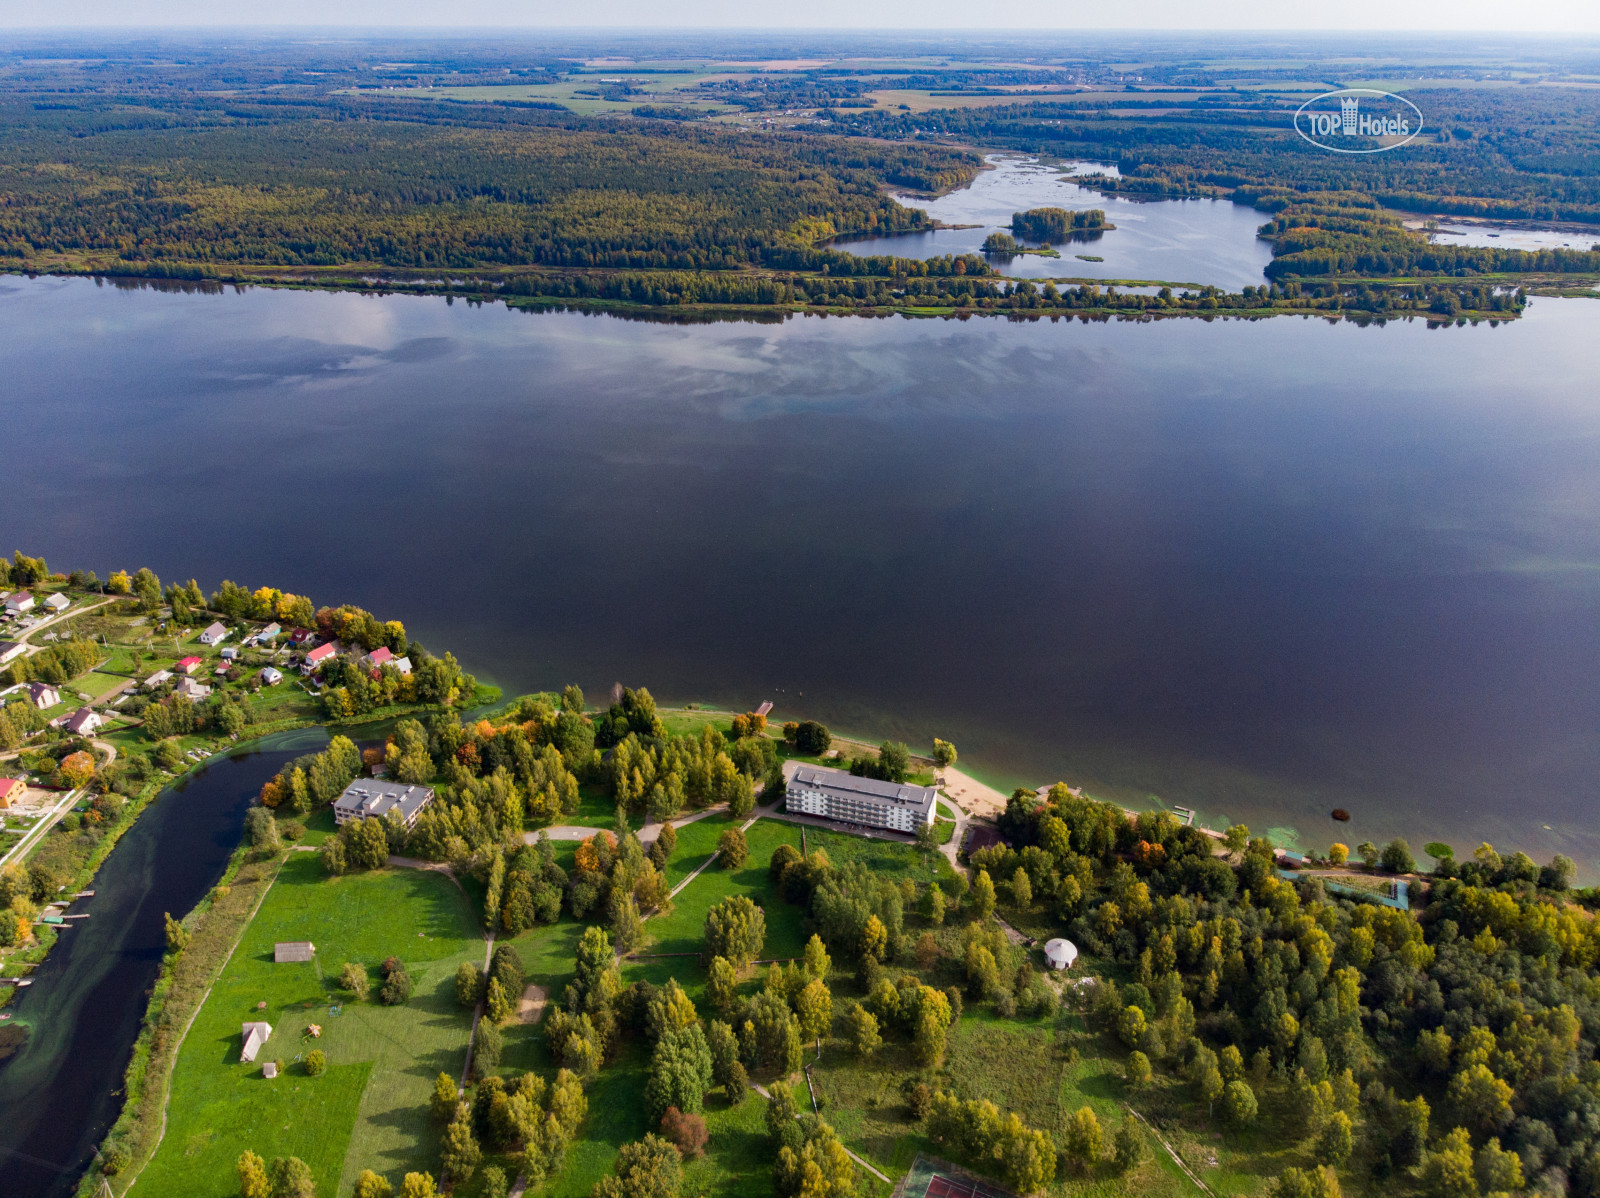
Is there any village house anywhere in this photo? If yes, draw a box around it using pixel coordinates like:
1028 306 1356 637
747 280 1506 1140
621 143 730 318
257 622 282 641
44 593 70 613
0 641 24 666
175 676 212 701
259 666 283 686
142 669 174 690
273 941 316 963
391 656 412 676
0 777 23 809
4 592 34 616
27 682 62 709
360 646 393 671
176 655 202 675
220 647 240 661
55 707 103 736
199 621 230 646
301 642 337 674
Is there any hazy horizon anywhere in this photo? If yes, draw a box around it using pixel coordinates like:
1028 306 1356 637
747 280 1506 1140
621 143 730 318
2 0 1598 35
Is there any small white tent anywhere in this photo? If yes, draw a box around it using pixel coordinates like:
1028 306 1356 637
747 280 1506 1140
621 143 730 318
1044 938 1079 971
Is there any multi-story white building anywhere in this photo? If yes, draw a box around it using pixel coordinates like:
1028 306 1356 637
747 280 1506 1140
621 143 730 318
785 765 937 834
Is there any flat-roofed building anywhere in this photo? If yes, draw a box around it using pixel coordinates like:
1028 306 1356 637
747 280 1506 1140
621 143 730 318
332 780 435 829
785 765 937 834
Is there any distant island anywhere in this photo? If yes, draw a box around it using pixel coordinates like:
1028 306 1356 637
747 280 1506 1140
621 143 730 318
2 547 1595 1198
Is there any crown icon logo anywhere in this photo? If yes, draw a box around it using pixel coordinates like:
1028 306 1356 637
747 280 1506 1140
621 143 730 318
1340 95 1359 133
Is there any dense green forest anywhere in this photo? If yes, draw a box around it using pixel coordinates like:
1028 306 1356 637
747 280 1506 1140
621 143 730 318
821 88 1600 225
0 97 977 273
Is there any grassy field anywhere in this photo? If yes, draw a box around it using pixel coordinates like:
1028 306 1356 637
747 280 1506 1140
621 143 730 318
139 855 483 1198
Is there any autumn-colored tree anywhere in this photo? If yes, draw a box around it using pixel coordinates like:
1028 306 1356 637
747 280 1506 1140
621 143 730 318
237 1150 270 1198
59 751 96 789
970 870 996 920
660 1107 709 1159
719 827 749 869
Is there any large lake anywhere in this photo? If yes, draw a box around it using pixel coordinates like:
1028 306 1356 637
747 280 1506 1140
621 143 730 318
4 275 1599 870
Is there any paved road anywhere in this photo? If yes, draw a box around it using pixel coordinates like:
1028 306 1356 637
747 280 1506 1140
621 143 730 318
522 802 731 847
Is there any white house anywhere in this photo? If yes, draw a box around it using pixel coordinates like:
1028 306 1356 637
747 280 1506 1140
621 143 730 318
0 642 24 666
58 707 102 736
301 642 337 674
391 656 412 676
240 1021 273 1063
27 682 62 709
4 593 34 616
260 666 283 686
258 622 282 641
44 593 70 613
221 647 240 661
199 621 230 646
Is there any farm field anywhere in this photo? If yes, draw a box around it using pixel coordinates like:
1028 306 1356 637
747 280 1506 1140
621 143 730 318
138 855 483 1198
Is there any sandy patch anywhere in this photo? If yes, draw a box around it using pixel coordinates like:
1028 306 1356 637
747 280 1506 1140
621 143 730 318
938 767 1009 820
518 983 548 1025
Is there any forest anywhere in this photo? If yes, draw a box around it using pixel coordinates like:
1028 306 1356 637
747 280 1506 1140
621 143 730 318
0 95 976 274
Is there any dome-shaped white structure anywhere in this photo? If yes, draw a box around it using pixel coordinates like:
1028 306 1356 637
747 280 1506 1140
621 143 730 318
1044 938 1078 971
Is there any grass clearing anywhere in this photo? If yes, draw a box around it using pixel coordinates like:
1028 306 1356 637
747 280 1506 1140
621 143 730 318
140 855 482 1198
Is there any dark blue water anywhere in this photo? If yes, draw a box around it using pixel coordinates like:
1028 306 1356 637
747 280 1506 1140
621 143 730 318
0 729 326 1198
1 274 1598 874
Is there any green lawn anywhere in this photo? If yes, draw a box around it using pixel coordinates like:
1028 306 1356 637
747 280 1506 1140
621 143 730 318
140 855 484 1198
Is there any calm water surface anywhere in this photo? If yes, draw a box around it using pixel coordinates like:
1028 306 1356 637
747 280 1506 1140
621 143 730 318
834 156 1276 289
3 275 1599 871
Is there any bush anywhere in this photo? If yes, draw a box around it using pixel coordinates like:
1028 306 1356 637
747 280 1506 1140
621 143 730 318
660 1106 709 1159
1381 839 1416 874
380 957 412 1006
304 1049 327 1076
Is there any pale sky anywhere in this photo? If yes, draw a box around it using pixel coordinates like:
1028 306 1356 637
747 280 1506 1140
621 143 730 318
2 0 1598 33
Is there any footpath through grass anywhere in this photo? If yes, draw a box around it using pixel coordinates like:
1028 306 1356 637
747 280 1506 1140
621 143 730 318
139 854 482 1198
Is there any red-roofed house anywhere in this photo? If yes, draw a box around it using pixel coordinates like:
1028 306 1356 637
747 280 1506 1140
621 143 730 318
0 777 23 809
176 656 202 675
301 643 337 675
361 646 393 671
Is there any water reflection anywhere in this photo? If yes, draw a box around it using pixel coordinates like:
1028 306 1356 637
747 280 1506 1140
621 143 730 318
832 155 1276 289
2 276 1599 876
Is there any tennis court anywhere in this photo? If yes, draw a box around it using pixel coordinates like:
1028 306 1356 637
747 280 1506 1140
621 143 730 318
895 1154 1015 1198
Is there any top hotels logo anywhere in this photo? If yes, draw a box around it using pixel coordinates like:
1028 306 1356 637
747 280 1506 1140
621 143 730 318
1294 88 1425 154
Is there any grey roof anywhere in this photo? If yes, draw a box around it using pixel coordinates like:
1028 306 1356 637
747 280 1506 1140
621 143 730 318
274 941 316 963
333 780 434 823
788 765 937 819
201 621 228 640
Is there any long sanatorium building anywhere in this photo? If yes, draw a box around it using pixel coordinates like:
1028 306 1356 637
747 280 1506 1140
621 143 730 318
785 764 938 833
